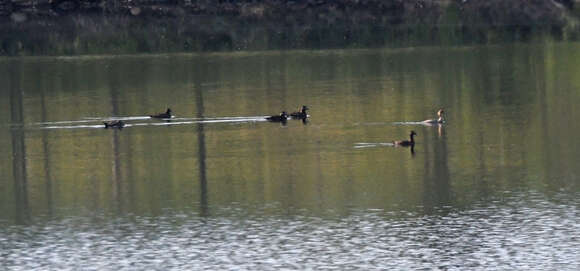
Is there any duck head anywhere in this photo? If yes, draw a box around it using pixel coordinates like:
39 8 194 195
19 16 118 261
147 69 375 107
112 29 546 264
301 105 309 113
437 109 444 117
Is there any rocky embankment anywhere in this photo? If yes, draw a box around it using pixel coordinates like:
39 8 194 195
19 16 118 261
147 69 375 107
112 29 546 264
0 0 575 26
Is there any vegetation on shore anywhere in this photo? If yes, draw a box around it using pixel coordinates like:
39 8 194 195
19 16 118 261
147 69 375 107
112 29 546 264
0 0 578 56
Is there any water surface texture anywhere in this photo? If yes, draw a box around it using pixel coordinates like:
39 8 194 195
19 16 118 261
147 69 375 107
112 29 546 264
1 43 580 270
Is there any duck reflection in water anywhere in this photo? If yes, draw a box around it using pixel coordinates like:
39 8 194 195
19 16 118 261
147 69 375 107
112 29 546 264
394 131 416 156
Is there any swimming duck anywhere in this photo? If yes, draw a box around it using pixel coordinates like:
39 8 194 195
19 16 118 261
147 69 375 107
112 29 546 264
393 131 417 146
290 105 309 119
266 111 288 122
422 109 445 124
150 108 172 119
103 120 125 129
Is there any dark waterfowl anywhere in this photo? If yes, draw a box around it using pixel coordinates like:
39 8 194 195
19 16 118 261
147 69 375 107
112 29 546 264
103 120 125 129
422 109 445 124
150 108 172 119
290 105 309 119
394 131 417 146
266 111 288 122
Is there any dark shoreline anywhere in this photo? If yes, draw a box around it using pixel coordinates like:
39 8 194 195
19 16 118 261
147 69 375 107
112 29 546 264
1 0 578 56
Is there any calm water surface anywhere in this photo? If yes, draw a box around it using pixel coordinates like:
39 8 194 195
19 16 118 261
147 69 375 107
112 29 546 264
1 43 580 270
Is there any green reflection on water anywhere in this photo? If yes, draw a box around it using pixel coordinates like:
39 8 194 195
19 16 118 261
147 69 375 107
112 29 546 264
1 43 580 224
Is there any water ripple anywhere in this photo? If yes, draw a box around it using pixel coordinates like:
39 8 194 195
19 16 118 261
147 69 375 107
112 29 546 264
1 194 579 270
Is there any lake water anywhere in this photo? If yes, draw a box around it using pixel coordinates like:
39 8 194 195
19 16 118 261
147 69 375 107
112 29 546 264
1 43 580 270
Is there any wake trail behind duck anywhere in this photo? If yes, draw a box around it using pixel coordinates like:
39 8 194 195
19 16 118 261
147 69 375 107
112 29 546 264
353 142 395 149
392 121 440 126
34 116 269 129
